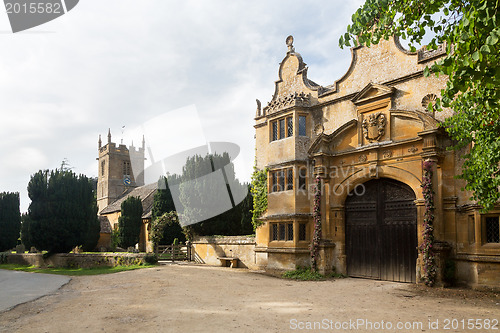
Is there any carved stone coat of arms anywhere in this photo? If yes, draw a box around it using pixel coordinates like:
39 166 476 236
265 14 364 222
362 112 386 142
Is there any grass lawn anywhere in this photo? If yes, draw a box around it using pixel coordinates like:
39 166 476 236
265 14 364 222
0 264 155 276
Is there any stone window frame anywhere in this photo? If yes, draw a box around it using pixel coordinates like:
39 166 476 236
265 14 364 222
270 114 294 142
101 160 105 177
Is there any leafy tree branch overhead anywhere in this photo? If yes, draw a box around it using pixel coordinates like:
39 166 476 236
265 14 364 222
340 0 500 211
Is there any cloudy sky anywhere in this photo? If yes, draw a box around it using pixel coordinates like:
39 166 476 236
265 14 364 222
0 0 365 212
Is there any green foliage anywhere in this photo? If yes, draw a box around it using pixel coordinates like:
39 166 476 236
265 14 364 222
82 209 101 252
282 266 326 281
177 153 253 237
110 228 120 251
27 170 98 253
340 0 500 211
0 252 8 264
143 253 158 265
0 192 21 251
113 255 142 266
250 167 268 230
20 213 32 250
151 176 186 245
150 211 184 248
118 196 143 249
152 176 177 220
0 263 150 276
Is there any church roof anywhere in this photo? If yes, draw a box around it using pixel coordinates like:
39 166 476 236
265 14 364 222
99 182 158 219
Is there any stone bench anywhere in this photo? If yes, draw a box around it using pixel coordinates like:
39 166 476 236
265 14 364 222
217 257 238 268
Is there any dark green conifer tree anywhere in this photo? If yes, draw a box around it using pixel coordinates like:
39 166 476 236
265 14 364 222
0 192 21 251
28 170 99 253
118 196 143 248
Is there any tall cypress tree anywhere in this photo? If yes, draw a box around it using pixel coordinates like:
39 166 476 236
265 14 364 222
118 196 143 248
178 153 253 236
28 170 99 253
0 192 21 251
20 213 32 250
151 176 185 245
151 176 176 220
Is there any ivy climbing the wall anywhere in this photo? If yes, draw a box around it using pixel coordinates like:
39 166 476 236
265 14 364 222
420 160 437 286
250 167 268 231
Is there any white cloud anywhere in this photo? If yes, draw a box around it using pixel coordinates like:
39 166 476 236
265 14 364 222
0 0 364 212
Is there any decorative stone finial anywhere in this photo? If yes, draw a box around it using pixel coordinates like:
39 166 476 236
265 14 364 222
286 35 294 53
107 128 111 144
256 99 261 117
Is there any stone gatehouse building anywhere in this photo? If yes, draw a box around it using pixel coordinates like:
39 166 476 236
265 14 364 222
253 36 500 288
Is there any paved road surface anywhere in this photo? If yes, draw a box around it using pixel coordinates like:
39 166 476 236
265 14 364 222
0 269 70 312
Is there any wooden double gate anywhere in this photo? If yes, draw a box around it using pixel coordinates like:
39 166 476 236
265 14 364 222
156 244 191 261
345 178 417 283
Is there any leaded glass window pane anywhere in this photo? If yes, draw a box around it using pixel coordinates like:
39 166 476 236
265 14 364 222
279 224 286 240
486 216 500 243
279 119 285 139
286 168 293 191
272 121 278 141
298 116 306 136
299 223 307 241
278 170 285 192
298 167 307 190
287 117 293 137
271 172 277 193
287 223 294 241
272 224 278 241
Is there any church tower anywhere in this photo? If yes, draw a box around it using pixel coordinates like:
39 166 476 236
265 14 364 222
96 129 145 213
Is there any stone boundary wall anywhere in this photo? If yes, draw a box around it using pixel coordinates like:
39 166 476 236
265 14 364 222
191 236 257 269
6 253 147 268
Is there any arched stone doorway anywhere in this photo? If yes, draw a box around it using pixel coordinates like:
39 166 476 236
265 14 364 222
345 178 417 283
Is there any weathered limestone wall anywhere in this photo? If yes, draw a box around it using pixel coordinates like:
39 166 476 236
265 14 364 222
97 233 111 250
191 236 257 269
7 253 147 268
455 256 500 290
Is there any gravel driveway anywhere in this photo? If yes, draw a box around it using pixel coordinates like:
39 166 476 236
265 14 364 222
0 264 498 332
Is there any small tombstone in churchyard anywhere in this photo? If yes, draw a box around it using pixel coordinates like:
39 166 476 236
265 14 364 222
100 247 107 252
127 246 135 253
15 244 25 253
29 246 38 253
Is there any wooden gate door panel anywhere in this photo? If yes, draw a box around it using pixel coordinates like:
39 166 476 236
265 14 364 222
345 181 379 279
345 202 378 279
346 179 417 283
